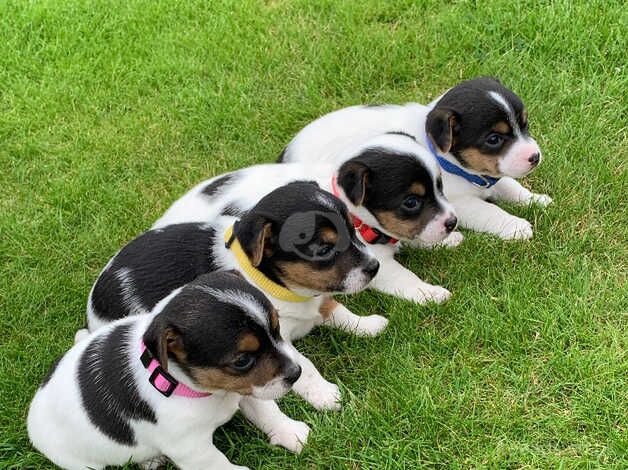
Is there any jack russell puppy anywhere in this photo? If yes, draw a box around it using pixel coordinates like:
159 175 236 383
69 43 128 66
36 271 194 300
279 77 551 243
154 133 457 306
86 182 381 412
29 271 303 470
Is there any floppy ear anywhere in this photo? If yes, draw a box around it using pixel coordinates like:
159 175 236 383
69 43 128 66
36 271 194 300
337 161 369 206
426 107 459 154
234 215 273 267
143 323 184 371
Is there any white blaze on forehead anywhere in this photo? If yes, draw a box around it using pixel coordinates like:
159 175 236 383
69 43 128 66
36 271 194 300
488 91 521 136
195 285 270 329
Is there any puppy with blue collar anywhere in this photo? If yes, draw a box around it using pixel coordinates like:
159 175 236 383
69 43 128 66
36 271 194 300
28 271 302 470
279 77 551 243
86 182 381 412
154 133 457 305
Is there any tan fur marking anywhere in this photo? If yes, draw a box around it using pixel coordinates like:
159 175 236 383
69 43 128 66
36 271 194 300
270 309 280 332
410 182 426 196
238 334 260 352
492 121 511 134
521 109 528 127
250 223 272 267
190 355 280 395
459 148 500 176
319 296 338 320
278 260 344 292
373 210 423 239
320 227 338 245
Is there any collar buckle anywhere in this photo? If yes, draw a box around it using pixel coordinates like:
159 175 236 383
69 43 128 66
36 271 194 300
148 365 178 397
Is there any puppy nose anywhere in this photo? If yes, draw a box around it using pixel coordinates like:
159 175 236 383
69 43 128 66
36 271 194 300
444 216 458 233
528 152 540 165
285 364 302 385
362 258 380 278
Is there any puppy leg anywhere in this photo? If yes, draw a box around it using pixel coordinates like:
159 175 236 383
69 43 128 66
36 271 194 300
320 298 388 337
287 344 341 411
453 196 534 240
404 231 465 249
492 177 552 207
165 435 249 470
239 397 310 453
369 255 451 304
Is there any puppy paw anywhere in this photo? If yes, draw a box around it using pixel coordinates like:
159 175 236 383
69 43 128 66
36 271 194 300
269 419 310 453
74 328 90 344
529 193 553 207
439 231 464 248
354 314 389 336
139 456 167 470
413 284 451 304
302 381 341 411
499 218 533 240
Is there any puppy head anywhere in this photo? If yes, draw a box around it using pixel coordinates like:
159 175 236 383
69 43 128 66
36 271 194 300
233 181 379 295
426 77 541 178
337 135 457 245
143 271 301 399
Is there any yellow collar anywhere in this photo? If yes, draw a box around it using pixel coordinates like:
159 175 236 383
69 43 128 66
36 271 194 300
224 225 311 303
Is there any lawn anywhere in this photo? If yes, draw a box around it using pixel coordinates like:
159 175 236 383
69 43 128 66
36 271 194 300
1 0 626 468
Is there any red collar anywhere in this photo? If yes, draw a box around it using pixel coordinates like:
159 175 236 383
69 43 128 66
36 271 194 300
331 176 398 246
140 341 211 398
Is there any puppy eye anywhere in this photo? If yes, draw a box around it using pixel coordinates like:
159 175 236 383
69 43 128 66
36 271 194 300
232 354 256 372
402 195 421 210
314 243 333 257
485 133 504 147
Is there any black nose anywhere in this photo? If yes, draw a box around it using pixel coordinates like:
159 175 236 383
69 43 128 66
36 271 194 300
444 216 458 233
528 152 540 165
362 258 380 278
284 364 302 385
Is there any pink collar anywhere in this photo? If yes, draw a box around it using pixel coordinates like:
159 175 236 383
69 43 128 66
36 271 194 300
140 341 211 398
331 176 399 246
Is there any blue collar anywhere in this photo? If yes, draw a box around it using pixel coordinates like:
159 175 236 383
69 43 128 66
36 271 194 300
425 136 500 188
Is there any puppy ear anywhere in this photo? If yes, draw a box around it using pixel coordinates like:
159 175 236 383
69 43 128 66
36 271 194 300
234 216 273 267
337 161 369 206
426 107 459 154
143 323 184 371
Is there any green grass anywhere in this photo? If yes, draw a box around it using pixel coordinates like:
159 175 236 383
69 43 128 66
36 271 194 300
1 0 626 468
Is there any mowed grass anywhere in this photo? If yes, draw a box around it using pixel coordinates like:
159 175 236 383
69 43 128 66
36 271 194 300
1 0 626 468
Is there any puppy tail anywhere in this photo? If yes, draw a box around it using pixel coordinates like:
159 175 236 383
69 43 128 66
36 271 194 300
74 328 90 344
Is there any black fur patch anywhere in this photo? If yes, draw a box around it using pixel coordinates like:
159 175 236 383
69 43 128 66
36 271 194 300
221 204 245 217
40 355 64 388
385 131 417 141
202 174 234 197
91 224 219 323
78 323 156 445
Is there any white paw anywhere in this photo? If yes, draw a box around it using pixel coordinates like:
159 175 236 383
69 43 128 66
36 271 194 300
354 314 389 336
413 284 451 305
498 218 533 240
300 380 341 411
139 456 167 470
439 231 464 248
269 419 311 453
231 466 250 470
74 328 89 344
529 193 552 207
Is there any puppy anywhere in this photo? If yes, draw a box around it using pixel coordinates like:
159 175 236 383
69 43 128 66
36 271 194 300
87 182 381 411
279 77 551 241
155 133 456 305
28 271 303 470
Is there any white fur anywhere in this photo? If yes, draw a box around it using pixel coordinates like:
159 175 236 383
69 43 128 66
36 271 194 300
281 97 551 241
155 134 455 305
29 309 295 470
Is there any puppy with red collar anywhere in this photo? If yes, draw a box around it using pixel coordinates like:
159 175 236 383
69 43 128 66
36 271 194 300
29 271 302 470
280 77 551 242
86 182 381 413
155 132 457 305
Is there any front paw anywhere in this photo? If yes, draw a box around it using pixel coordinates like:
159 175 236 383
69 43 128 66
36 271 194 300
413 284 451 304
269 419 310 453
498 218 533 240
300 380 341 411
529 193 552 207
354 314 388 337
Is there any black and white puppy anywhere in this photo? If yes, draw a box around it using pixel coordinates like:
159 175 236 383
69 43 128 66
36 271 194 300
86 182 381 411
280 77 551 242
154 133 456 305
29 271 303 470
